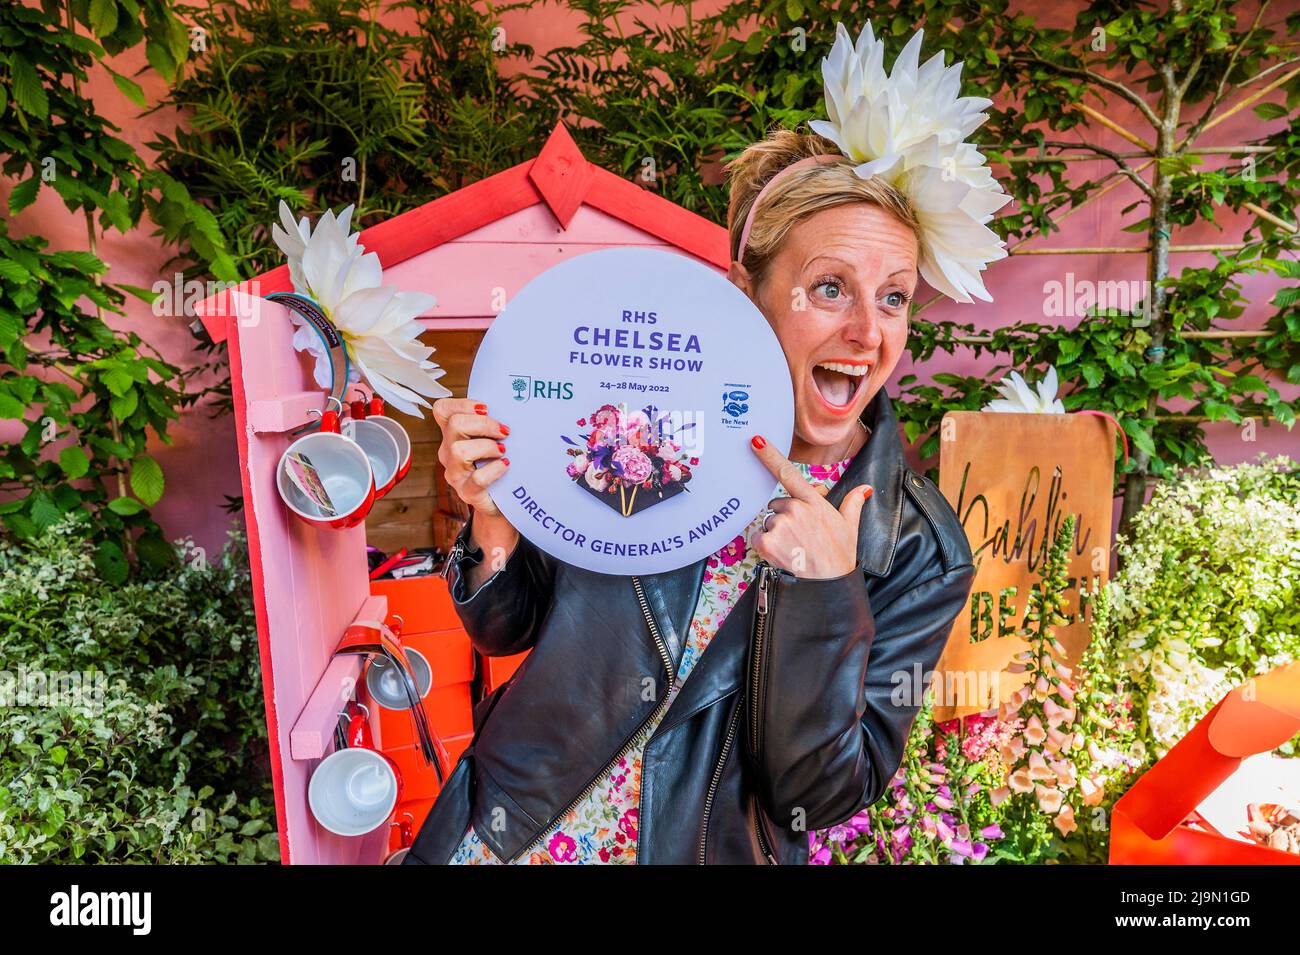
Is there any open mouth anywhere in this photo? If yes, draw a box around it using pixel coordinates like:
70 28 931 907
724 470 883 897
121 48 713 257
810 360 871 412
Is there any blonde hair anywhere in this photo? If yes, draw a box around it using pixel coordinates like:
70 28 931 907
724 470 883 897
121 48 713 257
726 129 920 288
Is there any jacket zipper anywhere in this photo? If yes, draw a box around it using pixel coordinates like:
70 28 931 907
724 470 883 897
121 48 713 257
751 792 777 864
507 575 674 863
747 561 779 863
697 701 741 864
748 561 775 760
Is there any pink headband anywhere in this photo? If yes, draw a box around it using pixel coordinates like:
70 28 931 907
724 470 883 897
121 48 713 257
734 153 844 263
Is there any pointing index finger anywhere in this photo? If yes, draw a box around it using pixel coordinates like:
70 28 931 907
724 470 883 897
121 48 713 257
750 434 820 503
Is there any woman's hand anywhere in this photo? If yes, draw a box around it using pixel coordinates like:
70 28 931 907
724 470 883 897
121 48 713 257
749 434 873 579
433 397 518 579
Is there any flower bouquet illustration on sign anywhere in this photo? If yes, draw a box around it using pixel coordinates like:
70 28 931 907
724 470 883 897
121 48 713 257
563 403 695 517
467 247 794 576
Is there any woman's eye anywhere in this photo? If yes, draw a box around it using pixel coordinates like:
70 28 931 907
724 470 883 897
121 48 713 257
813 280 842 300
884 291 908 309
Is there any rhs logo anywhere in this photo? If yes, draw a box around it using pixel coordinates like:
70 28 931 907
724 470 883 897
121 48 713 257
511 375 573 402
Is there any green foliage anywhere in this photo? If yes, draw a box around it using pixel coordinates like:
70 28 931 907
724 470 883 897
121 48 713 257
532 0 747 221
152 0 542 414
1100 455 1300 757
0 220 184 578
895 294 1290 480
0 517 276 863
0 0 238 571
1 1 233 276
156 0 538 276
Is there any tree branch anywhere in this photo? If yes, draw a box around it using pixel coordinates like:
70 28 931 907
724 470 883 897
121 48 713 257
1008 54 1161 128
1040 141 1154 196
1234 54 1300 91
1180 62 1300 146
1181 0 1270 148
1177 50 1206 102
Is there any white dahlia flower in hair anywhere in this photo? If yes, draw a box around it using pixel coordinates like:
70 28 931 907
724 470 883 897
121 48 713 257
809 22 1012 304
271 200 451 416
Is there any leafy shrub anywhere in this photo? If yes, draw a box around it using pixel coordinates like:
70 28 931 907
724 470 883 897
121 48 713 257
0 517 276 863
1102 455 1300 756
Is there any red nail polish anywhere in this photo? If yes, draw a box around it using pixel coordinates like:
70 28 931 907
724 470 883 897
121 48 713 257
474 403 487 415
497 442 506 454
863 486 874 501
500 424 511 436
501 457 509 466
751 435 766 449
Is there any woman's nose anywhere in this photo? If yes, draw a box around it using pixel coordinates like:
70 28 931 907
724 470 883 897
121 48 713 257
842 303 884 350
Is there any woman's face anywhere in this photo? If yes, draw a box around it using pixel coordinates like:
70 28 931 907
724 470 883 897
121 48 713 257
729 202 918 455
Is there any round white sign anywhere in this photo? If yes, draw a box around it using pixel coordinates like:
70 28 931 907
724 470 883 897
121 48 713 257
466 248 795 576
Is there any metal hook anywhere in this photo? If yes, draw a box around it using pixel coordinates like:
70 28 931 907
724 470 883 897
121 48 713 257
291 395 344 438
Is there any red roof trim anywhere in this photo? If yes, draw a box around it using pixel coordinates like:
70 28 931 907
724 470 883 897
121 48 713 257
583 167 730 269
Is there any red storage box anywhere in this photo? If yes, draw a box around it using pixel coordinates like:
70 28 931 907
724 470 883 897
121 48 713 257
369 576 477 814
1111 660 1300 864
370 574 461 634
484 651 530 694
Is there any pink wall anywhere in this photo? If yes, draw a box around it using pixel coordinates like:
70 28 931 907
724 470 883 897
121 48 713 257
7 2 1294 555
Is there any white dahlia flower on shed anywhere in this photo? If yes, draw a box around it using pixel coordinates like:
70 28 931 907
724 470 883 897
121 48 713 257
271 200 450 416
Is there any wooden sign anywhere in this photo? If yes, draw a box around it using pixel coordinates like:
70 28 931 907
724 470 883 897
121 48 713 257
934 411 1117 720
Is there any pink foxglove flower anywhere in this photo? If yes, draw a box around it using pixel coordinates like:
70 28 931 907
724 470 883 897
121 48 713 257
1080 774 1105 807
1035 785 1063 814
1023 715 1047 746
1053 804 1077 837
1027 751 1057 782
1008 768 1034 795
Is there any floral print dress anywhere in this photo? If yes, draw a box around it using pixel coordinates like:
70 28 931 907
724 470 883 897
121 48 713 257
448 455 854 865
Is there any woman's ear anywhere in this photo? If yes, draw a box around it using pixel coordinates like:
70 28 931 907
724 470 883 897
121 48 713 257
727 261 753 299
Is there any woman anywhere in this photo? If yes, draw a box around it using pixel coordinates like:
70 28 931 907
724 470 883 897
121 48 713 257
405 23 1003 865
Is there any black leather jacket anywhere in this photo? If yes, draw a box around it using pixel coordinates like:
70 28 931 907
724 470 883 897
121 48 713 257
404 391 975 865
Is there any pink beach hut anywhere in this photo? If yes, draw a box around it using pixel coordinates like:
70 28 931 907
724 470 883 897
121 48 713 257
197 123 730 864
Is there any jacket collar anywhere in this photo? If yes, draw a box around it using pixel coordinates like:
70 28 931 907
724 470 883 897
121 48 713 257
636 389 907 673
